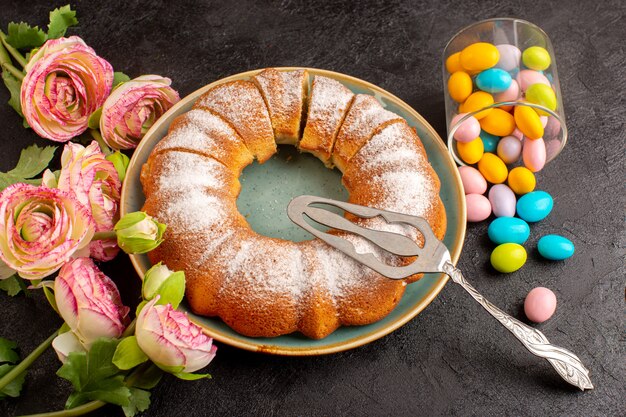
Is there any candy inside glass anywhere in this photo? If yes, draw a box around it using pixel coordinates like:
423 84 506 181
443 18 567 168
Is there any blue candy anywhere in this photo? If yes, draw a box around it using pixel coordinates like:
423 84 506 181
488 217 530 244
516 191 553 222
538 234 575 260
480 130 500 153
475 68 512 93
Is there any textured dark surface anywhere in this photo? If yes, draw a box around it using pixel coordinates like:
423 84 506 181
0 0 624 416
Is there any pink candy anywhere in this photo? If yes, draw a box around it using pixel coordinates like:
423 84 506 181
451 113 481 143
524 287 557 323
517 70 551 92
466 193 491 222
458 166 487 194
523 138 546 172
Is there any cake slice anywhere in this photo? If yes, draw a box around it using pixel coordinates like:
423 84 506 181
153 108 254 175
194 80 276 163
299 76 354 166
252 68 308 145
331 94 403 172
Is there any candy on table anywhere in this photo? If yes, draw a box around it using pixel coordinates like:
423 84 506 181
496 135 522 164
514 104 544 139
522 46 551 71
522 137 546 172
459 91 494 119
488 217 530 245
477 152 508 184
538 234 575 260
524 287 557 323
448 71 473 103
451 113 481 142
516 190 553 222
480 130 499 153
457 137 484 164
475 68 512 93
466 193 491 222
480 108 516 136
460 42 500 72
507 166 536 194
458 165 487 194
490 243 527 273
488 184 516 217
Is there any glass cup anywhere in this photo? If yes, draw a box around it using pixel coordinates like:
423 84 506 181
442 18 566 169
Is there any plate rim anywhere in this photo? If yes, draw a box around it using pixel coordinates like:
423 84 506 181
120 67 466 356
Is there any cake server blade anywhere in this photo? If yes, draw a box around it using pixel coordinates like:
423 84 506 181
287 195 594 391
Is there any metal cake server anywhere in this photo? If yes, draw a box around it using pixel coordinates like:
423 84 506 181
287 195 593 391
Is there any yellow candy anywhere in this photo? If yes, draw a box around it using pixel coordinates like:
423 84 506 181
459 91 494 119
522 46 551 71
446 52 463 73
460 42 500 72
514 105 544 140
448 71 473 103
457 137 484 164
525 84 557 116
479 108 516 136
478 153 508 184
508 167 536 195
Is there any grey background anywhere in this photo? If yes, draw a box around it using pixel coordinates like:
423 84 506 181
0 0 624 416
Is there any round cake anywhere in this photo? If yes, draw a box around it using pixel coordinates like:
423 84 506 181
140 68 446 339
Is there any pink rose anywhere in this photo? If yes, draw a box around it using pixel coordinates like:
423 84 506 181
100 75 180 149
136 298 217 373
54 257 129 346
57 141 122 261
0 184 95 280
21 36 113 142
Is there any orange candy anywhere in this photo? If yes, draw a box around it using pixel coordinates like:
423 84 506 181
480 108 516 137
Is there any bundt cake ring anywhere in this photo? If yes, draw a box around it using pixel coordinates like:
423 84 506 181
122 67 465 349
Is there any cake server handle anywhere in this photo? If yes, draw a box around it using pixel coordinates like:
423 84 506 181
441 261 594 391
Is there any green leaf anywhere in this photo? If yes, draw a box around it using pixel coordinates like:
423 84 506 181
105 151 129 182
47 5 78 40
0 275 23 296
0 337 19 363
57 338 131 408
173 371 212 381
0 363 26 398
154 271 185 309
122 387 151 417
88 107 102 129
129 364 162 390
113 71 130 87
2 69 23 117
9 144 57 178
5 22 46 50
113 336 148 371
43 285 59 314
0 174 40 191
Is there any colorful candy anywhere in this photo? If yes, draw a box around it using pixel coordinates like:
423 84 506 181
524 287 557 323
475 68 512 93
522 137 546 172
457 137 484 164
526 83 557 116
517 69 550 92
493 79 520 111
460 42 499 72
479 108 516 136
488 217 530 245
451 113 481 143
507 167 536 194
496 135 522 164
522 46 551 71
477 153 507 184
514 105 544 140
459 91 494 119
488 184 516 217
490 243 527 273
480 130 499 153
448 71 473 103
538 235 575 260
516 190 553 222
466 193 491 222
458 166 487 194
495 44 521 71
445 52 463 73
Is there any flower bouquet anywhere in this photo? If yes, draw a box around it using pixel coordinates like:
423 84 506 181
0 6 217 416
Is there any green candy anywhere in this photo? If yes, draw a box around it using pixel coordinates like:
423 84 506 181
526 83 557 116
522 46 551 71
490 243 527 273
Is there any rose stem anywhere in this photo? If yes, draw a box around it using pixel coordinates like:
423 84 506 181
89 129 112 155
16 400 106 417
92 230 117 241
0 31 27 68
0 41 12 68
2 62 24 80
122 318 137 338
0 328 60 392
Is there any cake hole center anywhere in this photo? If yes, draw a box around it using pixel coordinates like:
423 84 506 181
236 145 349 242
